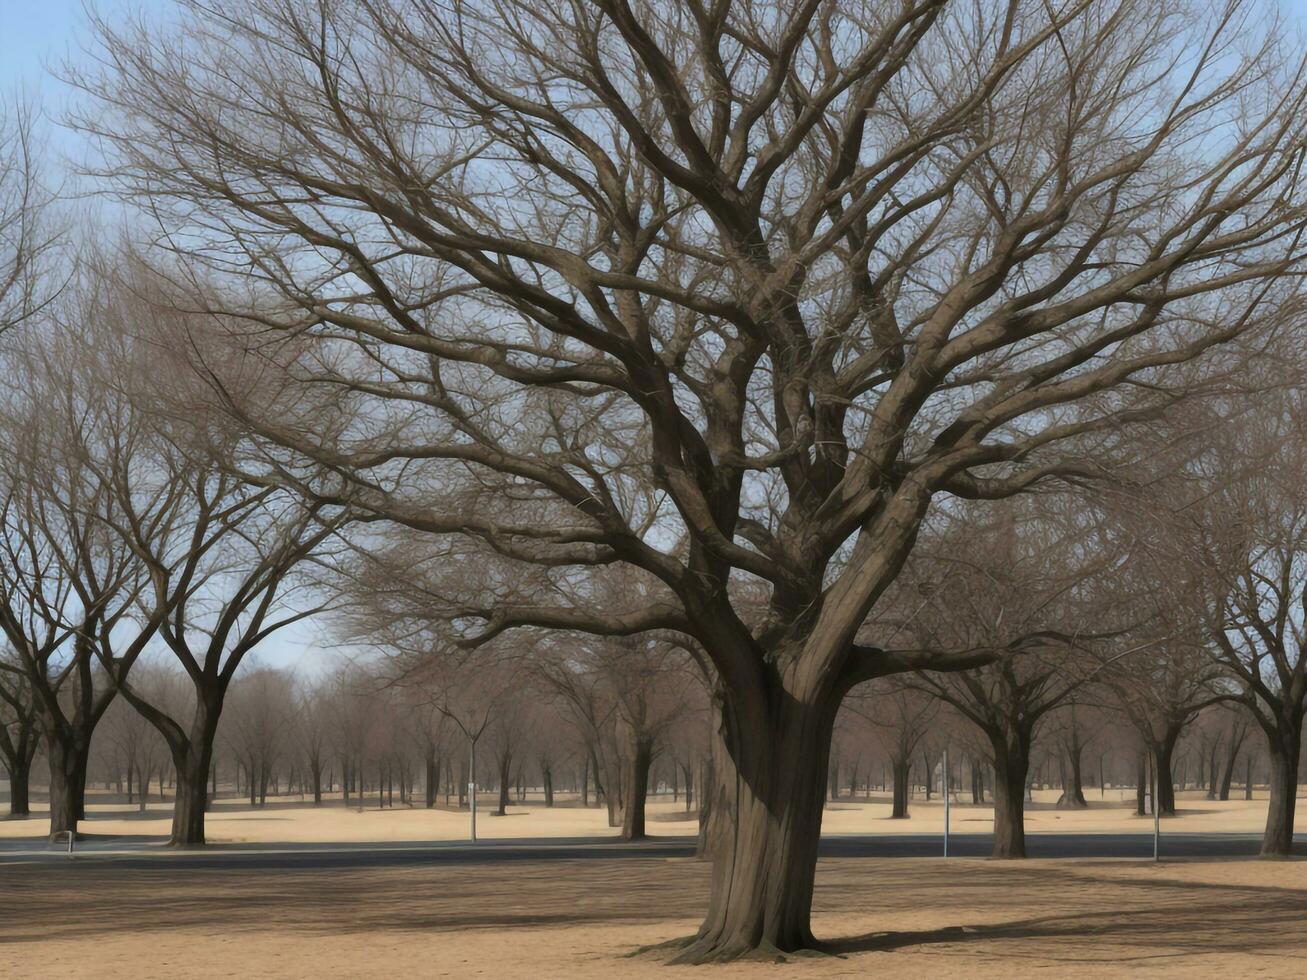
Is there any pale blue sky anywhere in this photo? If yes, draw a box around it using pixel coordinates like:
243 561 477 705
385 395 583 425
1 1 359 676
4 0 1307 676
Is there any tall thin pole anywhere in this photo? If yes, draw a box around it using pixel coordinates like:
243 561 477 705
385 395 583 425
470 736 478 843
943 747 950 858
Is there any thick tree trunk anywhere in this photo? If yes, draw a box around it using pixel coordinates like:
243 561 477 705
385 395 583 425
890 758 910 819
1154 737 1178 817
1245 754 1254 800
1261 716 1303 857
989 729 1031 859
46 736 89 839
620 738 652 841
425 752 438 809
678 687 835 963
542 766 553 807
1136 750 1147 816
5 760 31 817
311 760 323 805
696 703 732 862
170 737 215 847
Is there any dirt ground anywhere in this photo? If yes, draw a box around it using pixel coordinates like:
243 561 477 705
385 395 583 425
0 787 1291 843
4 854 1306 978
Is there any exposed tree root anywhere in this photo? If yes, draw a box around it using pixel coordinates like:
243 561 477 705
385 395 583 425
630 932 845 965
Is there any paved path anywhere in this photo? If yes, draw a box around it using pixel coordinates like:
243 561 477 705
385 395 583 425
0 831 1297 869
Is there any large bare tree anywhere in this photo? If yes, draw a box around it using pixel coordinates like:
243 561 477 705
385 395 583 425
78 0 1307 957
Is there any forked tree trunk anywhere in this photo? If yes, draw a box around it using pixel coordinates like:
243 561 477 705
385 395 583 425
890 758 910 818
46 736 89 839
1261 711 1303 857
675 677 837 963
988 727 1032 859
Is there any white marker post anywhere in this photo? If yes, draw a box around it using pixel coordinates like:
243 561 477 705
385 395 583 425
943 747 950 859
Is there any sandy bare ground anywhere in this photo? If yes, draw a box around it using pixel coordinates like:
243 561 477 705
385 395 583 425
0 788 1294 843
4 854 1306 978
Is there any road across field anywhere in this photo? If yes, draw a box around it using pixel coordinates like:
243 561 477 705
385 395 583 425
0 830 1298 869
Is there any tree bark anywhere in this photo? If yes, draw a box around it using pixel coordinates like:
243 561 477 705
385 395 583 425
45 735 89 839
620 737 652 841
1219 723 1248 802
1056 747 1088 808
542 765 553 807
169 735 215 846
425 752 438 809
1261 714 1303 857
1135 750 1147 816
495 751 512 816
1154 736 1178 817
890 758 910 819
5 759 31 817
677 683 836 962
988 727 1032 859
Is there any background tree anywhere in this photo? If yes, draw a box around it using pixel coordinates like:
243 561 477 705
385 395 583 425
0 663 39 817
903 497 1125 857
849 681 936 819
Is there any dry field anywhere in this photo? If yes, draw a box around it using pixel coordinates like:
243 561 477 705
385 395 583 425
0 787 1289 844
4 853 1307 978
4 789 1304 977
